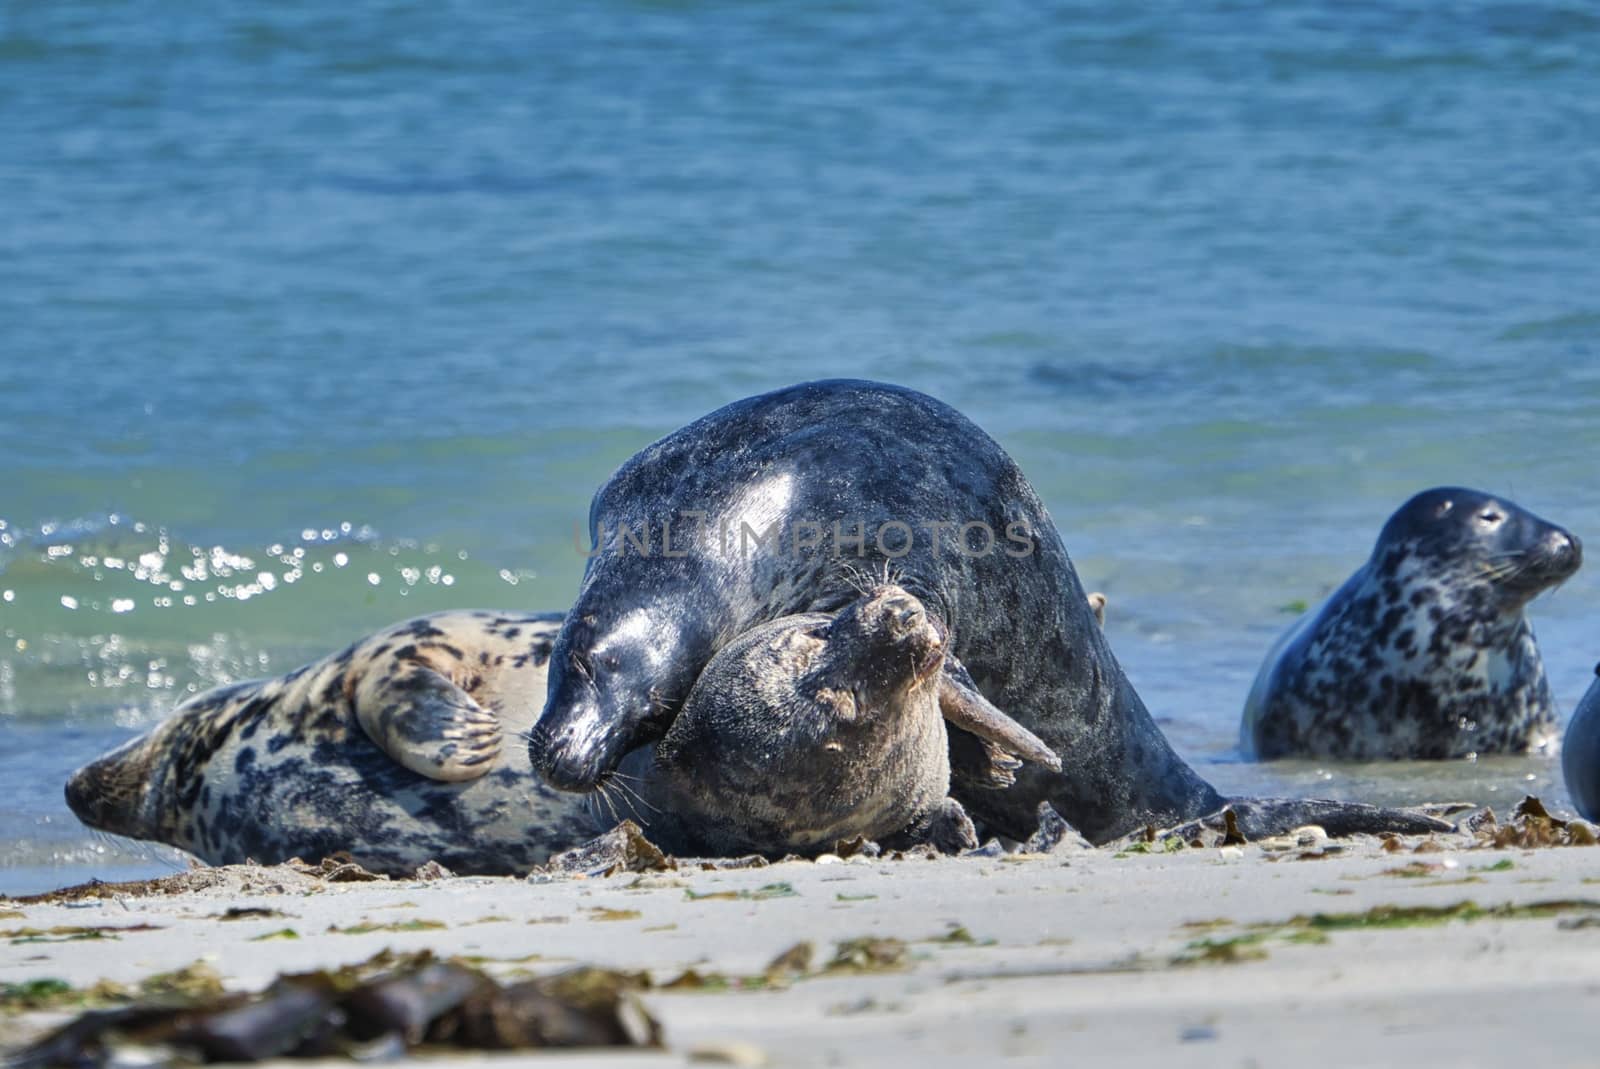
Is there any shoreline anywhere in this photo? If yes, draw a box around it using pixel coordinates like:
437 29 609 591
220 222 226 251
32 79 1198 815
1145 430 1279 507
5 817 1600 1067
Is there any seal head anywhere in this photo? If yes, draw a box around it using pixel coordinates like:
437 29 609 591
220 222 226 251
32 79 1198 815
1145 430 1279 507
603 584 1055 856
535 587 713 793
1242 487 1581 760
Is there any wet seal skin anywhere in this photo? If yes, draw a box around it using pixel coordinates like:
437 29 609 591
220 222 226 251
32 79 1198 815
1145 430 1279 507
601 584 1060 858
530 379 1451 844
1242 487 1581 761
1562 666 1600 822
64 611 595 875
63 594 1055 874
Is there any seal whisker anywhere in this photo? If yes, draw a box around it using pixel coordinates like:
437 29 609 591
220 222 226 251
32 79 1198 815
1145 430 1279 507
600 779 624 825
837 561 873 598
603 772 659 815
90 828 189 872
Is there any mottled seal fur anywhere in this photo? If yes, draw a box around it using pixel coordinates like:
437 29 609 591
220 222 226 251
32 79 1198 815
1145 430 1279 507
64 610 594 875
603 584 1059 857
1562 665 1600 822
1242 487 1581 761
531 379 1451 843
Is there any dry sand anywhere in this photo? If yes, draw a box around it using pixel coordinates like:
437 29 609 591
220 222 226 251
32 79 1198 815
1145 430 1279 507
4 830 1600 1068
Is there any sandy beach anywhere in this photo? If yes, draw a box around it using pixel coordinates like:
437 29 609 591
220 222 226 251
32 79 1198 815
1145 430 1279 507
5 818 1600 1068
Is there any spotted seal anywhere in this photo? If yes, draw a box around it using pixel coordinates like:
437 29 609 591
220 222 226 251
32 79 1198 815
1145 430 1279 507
64 610 594 875
530 379 1450 843
602 583 1060 857
1241 487 1581 761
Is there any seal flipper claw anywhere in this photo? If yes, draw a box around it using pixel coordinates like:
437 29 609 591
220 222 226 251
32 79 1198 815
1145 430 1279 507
353 663 502 782
939 659 1062 772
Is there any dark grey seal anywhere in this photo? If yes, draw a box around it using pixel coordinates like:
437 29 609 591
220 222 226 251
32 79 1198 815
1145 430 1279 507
1242 487 1581 761
1562 665 1600 822
603 583 1059 857
64 611 594 875
530 379 1450 843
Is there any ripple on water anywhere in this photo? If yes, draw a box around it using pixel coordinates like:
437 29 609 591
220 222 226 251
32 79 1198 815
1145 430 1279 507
0 515 570 725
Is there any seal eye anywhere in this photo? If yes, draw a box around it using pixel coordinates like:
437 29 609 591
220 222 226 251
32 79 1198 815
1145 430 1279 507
1477 509 1504 527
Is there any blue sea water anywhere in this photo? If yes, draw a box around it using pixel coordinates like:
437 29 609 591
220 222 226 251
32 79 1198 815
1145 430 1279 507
3 1 1598 894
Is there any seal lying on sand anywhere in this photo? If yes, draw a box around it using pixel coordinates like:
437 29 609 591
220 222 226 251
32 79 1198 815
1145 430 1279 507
64 593 1058 869
1562 666 1600 822
65 611 593 875
1242 487 1581 761
604 583 1060 857
530 379 1450 843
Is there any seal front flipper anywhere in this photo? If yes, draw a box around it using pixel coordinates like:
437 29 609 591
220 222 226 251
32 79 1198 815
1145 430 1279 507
947 727 1023 792
939 659 1062 773
1219 798 1453 839
882 798 979 855
353 662 502 782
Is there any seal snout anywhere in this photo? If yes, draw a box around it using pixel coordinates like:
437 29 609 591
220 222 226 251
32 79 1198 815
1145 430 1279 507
64 743 150 837
532 730 608 793
530 695 632 794
855 586 945 684
1547 528 1582 572
1504 522 1583 597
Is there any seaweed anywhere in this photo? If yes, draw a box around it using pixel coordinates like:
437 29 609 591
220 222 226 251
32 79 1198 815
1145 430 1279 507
3 953 660 1066
1286 898 1600 931
1 981 75 1013
824 937 908 974
327 919 447 935
1468 797 1600 850
4 925 161 945
213 907 287 922
928 926 991 946
684 882 797 902
1171 933 1270 966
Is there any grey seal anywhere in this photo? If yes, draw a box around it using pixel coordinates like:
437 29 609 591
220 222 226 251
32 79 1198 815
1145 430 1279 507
1562 665 1600 822
529 379 1450 843
603 583 1059 857
64 610 594 875
1242 487 1581 761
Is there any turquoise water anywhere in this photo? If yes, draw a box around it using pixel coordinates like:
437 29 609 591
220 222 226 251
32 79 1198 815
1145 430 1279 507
4 2 1598 893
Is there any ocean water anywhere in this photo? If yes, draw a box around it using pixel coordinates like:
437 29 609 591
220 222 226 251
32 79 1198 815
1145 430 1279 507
3 1 1598 894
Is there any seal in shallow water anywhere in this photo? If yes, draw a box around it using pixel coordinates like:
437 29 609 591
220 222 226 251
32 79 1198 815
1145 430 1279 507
1241 487 1581 761
603 583 1059 857
64 610 594 875
1563 665 1600 822
529 379 1451 843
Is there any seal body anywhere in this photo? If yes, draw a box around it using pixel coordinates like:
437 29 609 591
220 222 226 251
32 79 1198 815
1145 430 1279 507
65 611 594 875
531 379 1449 845
603 585 1051 857
1242 487 1581 761
1562 667 1600 822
